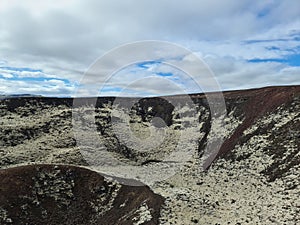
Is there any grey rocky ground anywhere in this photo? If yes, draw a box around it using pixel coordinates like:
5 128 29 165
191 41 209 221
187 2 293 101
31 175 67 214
0 86 299 224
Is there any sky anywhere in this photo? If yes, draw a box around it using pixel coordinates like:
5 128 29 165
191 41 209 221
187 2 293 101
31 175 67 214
0 0 299 97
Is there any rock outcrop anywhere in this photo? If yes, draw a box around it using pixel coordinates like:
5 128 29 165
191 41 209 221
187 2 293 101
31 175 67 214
0 164 164 225
0 85 299 224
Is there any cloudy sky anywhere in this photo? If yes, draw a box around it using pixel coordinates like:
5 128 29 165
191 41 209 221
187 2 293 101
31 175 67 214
0 0 299 97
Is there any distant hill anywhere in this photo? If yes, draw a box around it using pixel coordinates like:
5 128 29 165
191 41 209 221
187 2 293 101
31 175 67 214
0 94 44 99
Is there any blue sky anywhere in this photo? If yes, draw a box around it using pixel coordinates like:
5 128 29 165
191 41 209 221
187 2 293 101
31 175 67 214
0 0 299 97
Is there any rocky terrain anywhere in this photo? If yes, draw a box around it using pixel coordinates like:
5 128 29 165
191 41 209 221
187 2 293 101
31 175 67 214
0 164 163 225
0 85 299 224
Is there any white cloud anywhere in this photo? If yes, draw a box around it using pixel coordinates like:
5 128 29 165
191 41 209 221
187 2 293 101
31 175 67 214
0 0 299 96
0 69 14 78
0 78 76 97
205 56 300 90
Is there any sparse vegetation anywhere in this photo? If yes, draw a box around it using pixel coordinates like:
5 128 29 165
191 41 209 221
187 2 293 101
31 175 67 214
0 86 299 224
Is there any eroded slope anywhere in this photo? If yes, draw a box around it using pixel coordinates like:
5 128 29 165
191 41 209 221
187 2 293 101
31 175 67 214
0 164 164 225
0 86 299 224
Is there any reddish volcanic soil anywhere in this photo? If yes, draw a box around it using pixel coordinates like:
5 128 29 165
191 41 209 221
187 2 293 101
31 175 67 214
0 164 164 225
202 85 300 169
0 85 299 224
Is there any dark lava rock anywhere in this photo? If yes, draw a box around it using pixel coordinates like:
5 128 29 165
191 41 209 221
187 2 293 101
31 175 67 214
0 164 164 225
